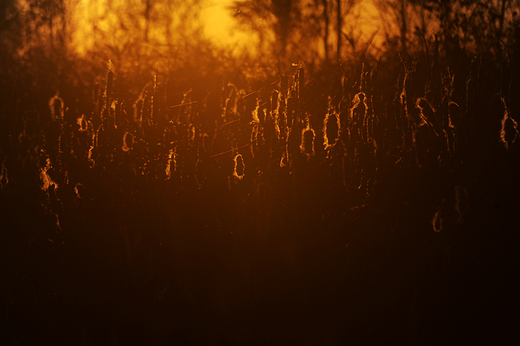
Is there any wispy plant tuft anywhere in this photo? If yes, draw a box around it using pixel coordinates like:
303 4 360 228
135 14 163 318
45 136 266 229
454 185 469 224
165 148 177 180
432 207 443 233
415 98 437 134
499 97 518 150
40 157 57 191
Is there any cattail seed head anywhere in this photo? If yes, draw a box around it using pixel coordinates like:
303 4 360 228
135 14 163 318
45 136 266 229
448 101 460 128
301 127 315 156
271 90 279 112
165 148 176 180
324 111 340 148
122 131 133 152
415 98 437 133
40 156 57 191
499 97 518 150
134 93 144 123
49 93 64 121
350 92 367 126
278 94 286 132
77 114 88 132
432 208 443 233
233 153 245 180
251 125 258 158
251 99 261 124
106 70 113 97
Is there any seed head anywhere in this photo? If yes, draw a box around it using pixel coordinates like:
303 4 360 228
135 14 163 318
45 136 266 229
324 111 340 148
165 148 176 179
49 93 64 121
415 98 437 133
432 207 443 233
301 127 315 156
233 153 245 180
122 132 133 152
350 92 367 127
500 98 518 150
77 114 88 132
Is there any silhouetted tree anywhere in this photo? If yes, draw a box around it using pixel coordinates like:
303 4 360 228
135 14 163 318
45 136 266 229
414 0 519 58
234 0 302 64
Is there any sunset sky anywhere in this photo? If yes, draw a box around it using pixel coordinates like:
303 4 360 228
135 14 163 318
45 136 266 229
200 0 382 52
67 0 384 57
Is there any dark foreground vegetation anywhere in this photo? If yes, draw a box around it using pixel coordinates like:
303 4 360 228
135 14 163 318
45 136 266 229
2 55 519 345
2 3 520 345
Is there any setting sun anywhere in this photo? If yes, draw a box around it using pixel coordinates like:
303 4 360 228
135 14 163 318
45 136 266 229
201 0 257 52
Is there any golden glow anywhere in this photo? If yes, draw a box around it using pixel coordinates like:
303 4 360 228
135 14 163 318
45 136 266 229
62 0 386 60
200 0 257 53
68 0 256 57
21 0 394 63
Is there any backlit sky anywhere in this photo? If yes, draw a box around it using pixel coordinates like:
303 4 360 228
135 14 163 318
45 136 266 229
200 0 382 53
200 0 257 53
68 0 387 57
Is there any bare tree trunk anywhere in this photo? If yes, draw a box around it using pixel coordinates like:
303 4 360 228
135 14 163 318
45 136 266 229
400 0 407 52
323 0 329 61
499 0 507 35
496 0 509 59
337 0 341 61
144 0 152 42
